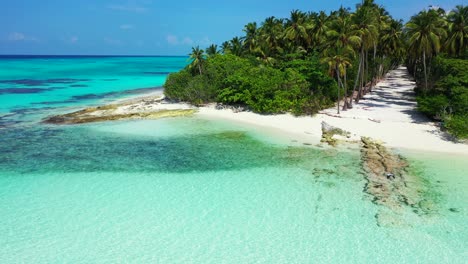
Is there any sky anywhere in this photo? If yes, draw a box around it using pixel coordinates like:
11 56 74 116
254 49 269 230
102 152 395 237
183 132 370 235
0 0 464 55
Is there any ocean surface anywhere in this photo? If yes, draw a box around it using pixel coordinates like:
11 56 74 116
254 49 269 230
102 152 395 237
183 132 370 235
0 56 467 263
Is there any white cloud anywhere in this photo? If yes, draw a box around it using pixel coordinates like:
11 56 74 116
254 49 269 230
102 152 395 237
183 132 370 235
197 37 212 46
166 35 207 46
120 24 134 30
104 37 124 46
8 32 25 41
166 35 179 45
69 36 79 44
182 37 193 45
8 32 38 42
108 4 147 13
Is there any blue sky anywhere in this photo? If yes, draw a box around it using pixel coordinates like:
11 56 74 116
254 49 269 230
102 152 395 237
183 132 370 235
0 0 463 55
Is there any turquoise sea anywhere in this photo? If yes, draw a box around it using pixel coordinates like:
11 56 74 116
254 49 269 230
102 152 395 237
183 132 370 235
0 56 467 263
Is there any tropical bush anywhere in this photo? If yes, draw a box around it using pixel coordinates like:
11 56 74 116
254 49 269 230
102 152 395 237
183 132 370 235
165 2 467 138
416 57 468 138
165 54 337 114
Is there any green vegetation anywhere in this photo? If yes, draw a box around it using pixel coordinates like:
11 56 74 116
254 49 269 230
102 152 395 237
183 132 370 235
406 5 468 138
165 0 403 115
164 1 467 138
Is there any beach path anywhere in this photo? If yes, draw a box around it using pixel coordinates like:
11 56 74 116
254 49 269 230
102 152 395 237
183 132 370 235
318 66 467 153
199 66 467 154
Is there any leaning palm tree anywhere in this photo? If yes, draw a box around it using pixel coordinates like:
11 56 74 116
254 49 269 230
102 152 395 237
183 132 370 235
327 8 360 110
406 9 447 92
445 5 468 57
321 46 354 114
351 2 378 103
188 46 205 75
380 19 404 74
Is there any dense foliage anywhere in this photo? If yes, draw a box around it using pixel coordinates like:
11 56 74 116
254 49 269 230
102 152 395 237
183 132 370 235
165 0 404 115
405 5 468 138
165 1 467 138
416 57 468 138
165 54 337 114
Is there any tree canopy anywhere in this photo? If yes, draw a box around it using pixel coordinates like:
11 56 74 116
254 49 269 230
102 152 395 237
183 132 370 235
165 2 467 138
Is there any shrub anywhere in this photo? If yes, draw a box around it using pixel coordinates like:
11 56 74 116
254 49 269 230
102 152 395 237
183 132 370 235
444 114 468 139
164 54 340 115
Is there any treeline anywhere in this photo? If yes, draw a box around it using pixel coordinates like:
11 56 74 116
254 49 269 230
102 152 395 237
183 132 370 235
405 6 467 138
165 0 404 114
164 1 467 138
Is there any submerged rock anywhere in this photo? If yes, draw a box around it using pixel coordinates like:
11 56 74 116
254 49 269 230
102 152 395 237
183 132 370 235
44 108 196 124
43 95 196 124
360 137 437 226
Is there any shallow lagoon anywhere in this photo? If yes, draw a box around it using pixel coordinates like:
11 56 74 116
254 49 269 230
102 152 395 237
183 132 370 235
0 118 466 263
0 56 466 263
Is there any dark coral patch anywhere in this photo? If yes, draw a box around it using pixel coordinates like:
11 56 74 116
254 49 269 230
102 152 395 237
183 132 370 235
0 79 45 86
0 88 49 94
143 72 171 75
0 78 90 86
72 94 103 100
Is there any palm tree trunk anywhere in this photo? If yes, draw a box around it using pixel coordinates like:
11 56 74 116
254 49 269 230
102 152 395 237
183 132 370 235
423 50 427 93
364 50 369 95
371 44 377 93
336 66 341 114
342 67 348 111
349 54 362 108
356 49 364 103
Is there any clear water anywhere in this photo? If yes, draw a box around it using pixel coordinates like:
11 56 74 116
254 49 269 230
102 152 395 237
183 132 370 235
0 56 187 113
0 57 467 263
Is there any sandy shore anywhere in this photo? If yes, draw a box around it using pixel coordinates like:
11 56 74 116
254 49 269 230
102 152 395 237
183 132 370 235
196 67 468 154
45 67 467 154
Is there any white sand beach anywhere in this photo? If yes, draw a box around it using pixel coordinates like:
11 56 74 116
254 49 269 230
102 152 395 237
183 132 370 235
196 67 468 154
54 67 466 154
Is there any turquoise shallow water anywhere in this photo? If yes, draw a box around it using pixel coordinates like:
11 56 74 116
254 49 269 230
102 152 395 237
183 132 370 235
0 56 186 114
0 57 467 263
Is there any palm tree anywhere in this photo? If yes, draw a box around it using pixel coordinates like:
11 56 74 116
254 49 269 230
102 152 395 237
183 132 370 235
309 11 329 50
206 44 219 57
188 46 205 75
260 17 284 57
351 2 378 103
327 8 360 110
321 48 353 114
254 43 276 66
284 10 309 50
221 41 232 54
230 37 244 56
406 9 447 92
445 5 468 57
380 19 404 73
243 22 258 53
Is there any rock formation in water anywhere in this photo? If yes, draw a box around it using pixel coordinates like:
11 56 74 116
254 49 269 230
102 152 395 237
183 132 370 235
360 137 437 226
43 96 196 124
320 121 351 146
